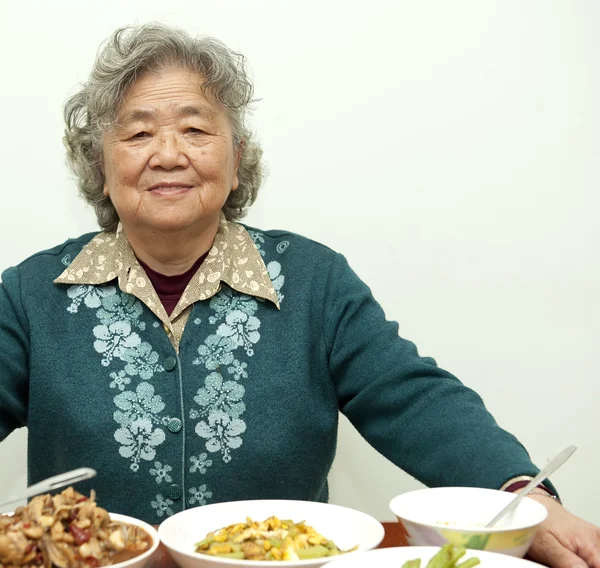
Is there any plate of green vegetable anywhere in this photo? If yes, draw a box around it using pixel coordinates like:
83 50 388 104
325 544 546 568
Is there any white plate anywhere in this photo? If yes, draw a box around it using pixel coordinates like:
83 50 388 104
158 499 384 568
325 546 545 568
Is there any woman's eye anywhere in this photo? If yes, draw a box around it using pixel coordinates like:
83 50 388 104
132 131 149 139
186 127 205 134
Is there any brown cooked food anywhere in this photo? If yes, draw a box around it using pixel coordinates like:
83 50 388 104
0 487 152 568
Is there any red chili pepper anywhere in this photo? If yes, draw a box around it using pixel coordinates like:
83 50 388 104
23 522 31 529
69 523 92 545
35 552 43 563
76 497 89 504
84 557 99 567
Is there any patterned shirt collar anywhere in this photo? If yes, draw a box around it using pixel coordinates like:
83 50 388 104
54 216 280 325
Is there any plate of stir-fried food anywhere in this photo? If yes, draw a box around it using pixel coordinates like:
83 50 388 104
0 487 158 568
193 515 356 561
158 499 384 567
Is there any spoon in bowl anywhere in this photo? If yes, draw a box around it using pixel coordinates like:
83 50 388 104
0 467 97 510
486 445 577 527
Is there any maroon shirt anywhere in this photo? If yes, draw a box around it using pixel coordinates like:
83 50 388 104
137 253 208 316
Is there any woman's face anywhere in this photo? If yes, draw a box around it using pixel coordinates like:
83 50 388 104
102 66 240 235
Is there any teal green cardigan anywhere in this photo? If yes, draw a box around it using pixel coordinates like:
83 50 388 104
0 226 544 522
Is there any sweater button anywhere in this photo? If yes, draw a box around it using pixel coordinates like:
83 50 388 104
168 418 182 433
164 356 177 371
166 484 182 500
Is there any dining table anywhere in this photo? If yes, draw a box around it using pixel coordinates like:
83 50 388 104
149 522 403 567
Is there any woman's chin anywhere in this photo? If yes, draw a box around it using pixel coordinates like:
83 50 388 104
137 214 216 234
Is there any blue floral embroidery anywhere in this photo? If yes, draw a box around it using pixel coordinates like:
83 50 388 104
267 261 285 303
188 484 212 506
195 410 246 463
67 285 170 517
150 461 173 484
118 342 164 380
193 373 246 419
151 494 174 518
247 230 266 257
67 284 116 313
113 383 167 427
97 294 146 331
114 418 166 472
93 322 141 366
189 453 212 474
208 289 258 324
227 360 248 380
216 311 260 356
109 370 131 391
191 245 287 472
193 335 236 369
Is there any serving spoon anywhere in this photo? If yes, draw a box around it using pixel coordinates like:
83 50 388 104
486 445 577 527
0 467 97 510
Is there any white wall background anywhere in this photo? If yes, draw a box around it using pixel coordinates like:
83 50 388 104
0 0 598 524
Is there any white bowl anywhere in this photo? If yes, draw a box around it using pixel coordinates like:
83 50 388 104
0 511 159 568
158 499 385 568
324 546 545 568
108 513 160 568
389 487 548 557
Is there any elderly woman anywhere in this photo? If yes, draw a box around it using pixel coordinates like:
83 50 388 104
0 23 598 567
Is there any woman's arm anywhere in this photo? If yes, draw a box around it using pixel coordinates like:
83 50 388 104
322 252 600 567
0 266 30 441
322 252 544 489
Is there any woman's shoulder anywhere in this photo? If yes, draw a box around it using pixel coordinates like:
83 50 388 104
241 223 339 261
4 232 100 278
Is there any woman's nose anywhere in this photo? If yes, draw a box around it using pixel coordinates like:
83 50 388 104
148 134 189 170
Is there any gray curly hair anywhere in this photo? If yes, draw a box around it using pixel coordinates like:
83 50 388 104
63 23 264 232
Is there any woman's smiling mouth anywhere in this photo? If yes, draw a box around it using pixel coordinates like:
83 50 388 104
147 182 194 195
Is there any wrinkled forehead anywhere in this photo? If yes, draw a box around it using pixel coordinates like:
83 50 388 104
118 103 219 126
115 66 223 123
